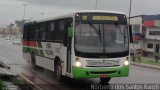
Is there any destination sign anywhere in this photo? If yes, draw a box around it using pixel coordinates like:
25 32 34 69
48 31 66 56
75 13 127 23
92 16 118 21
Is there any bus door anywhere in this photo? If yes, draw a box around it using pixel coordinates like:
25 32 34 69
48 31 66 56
66 20 73 74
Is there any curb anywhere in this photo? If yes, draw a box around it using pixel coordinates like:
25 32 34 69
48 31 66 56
0 60 10 69
131 62 160 70
0 56 11 69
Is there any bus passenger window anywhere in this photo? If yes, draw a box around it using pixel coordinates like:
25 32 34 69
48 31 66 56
46 21 55 41
39 23 46 41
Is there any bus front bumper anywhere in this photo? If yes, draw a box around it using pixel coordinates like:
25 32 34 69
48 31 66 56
72 66 129 78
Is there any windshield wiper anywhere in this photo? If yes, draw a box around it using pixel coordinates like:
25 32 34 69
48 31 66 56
87 22 102 43
98 25 102 43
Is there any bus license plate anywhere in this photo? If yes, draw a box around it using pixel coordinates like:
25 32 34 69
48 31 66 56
100 74 108 78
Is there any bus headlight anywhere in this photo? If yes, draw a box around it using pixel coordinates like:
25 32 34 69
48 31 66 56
75 61 81 67
124 60 129 66
75 57 81 67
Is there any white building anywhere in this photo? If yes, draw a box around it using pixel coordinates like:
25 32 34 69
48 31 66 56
130 15 160 55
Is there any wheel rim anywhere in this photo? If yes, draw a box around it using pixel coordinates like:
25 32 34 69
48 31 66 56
56 65 62 79
31 55 35 68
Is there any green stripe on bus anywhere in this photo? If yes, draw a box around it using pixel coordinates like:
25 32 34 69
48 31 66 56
39 50 44 57
30 48 39 55
23 47 39 55
23 47 30 53
72 66 129 78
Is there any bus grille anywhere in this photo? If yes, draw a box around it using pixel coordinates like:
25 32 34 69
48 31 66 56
86 60 120 67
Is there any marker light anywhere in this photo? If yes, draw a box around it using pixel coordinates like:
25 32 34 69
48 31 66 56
76 14 79 17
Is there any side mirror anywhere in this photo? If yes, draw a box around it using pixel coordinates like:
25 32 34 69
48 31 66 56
63 27 73 47
129 25 133 43
67 27 73 38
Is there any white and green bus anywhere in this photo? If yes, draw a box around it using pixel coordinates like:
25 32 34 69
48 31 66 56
23 10 132 83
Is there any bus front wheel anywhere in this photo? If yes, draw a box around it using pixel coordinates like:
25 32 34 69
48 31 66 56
31 54 36 69
55 61 63 82
100 77 111 84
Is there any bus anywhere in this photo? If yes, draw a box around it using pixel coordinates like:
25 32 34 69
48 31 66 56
23 10 132 83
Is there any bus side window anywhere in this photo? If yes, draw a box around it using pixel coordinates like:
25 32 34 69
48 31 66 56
23 25 27 40
27 24 33 41
46 21 55 41
33 23 39 41
55 20 66 42
39 22 47 41
30 25 34 41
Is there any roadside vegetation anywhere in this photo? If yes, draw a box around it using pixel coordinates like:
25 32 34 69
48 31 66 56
0 79 8 90
0 76 32 90
131 56 160 66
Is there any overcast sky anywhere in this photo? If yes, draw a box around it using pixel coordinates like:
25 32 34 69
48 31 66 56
1 0 160 27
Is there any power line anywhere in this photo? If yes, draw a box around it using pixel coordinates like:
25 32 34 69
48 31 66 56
22 4 28 21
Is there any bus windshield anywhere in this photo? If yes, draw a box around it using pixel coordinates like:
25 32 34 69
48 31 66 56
75 23 129 54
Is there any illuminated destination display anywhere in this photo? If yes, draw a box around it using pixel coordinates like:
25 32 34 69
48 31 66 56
92 16 118 21
82 15 88 20
75 13 127 23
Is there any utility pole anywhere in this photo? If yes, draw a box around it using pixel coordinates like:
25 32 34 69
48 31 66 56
95 0 98 10
40 12 45 18
21 4 28 41
128 0 132 24
128 0 135 52
22 4 28 21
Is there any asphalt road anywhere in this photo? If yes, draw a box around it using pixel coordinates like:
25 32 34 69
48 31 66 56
0 39 160 90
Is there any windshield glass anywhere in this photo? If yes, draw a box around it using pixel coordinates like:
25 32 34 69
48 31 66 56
75 23 129 53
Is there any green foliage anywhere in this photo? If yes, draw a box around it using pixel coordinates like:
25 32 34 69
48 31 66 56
133 41 139 44
15 20 24 28
0 79 3 90
134 57 160 66
11 77 25 86
154 53 160 56
0 79 8 90
11 77 32 90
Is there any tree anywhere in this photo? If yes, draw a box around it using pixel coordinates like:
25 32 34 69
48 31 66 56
15 20 24 29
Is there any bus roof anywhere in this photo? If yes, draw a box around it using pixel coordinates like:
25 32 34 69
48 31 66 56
26 10 126 23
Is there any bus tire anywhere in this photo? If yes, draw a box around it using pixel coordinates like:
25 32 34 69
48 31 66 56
31 54 36 69
55 60 63 82
100 77 111 84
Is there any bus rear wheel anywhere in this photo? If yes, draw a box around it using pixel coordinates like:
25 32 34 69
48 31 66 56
100 77 111 84
55 61 63 82
31 54 36 69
